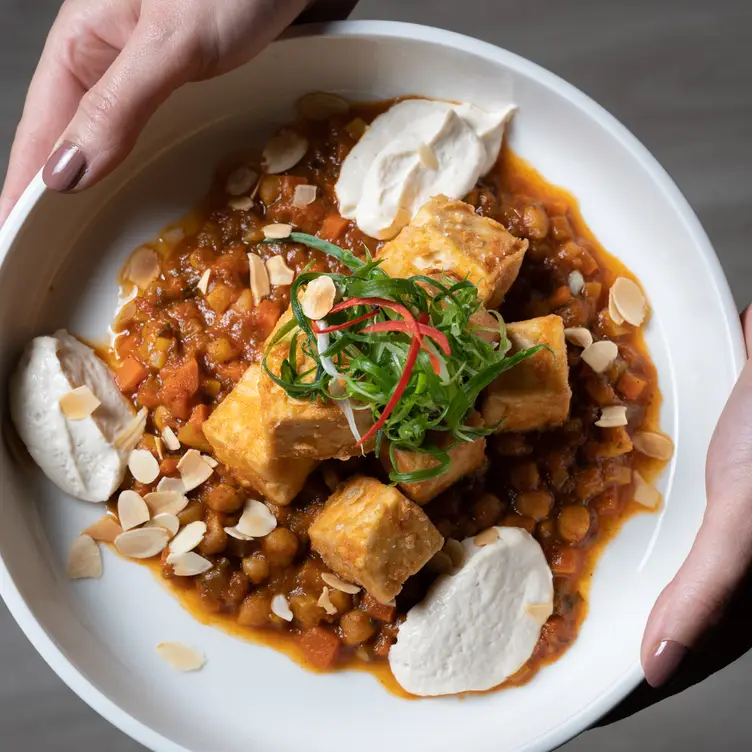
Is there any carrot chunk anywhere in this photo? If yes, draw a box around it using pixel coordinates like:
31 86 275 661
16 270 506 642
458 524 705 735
115 357 149 393
299 627 341 670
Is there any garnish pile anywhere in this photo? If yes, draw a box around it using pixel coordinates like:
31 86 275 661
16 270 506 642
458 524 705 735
264 233 542 483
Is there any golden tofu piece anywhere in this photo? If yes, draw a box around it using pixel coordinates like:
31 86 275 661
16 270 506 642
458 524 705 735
481 314 572 432
203 365 317 506
376 195 528 308
259 309 374 460
309 476 444 603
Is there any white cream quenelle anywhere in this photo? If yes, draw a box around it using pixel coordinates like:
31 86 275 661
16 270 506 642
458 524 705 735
10 330 145 502
389 527 553 696
335 99 515 240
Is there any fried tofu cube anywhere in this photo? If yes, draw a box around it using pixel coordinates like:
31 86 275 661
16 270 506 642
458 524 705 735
259 309 374 460
481 314 572 432
376 195 528 308
309 476 444 603
203 364 317 506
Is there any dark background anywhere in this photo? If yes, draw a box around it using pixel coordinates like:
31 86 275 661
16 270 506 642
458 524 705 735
1 0 750 749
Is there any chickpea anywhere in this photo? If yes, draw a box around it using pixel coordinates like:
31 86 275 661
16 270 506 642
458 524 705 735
522 204 550 240
177 501 204 526
237 593 271 628
557 505 592 544
204 483 243 513
290 592 325 628
199 512 228 556
515 490 553 521
242 553 271 585
472 493 503 529
262 528 299 566
327 589 352 614
340 611 376 646
509 462 540 492
224 570 250 608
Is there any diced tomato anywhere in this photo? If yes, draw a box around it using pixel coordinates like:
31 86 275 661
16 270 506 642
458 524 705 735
115 357 149 393
299 627 341 670
360 593 396 623
159 357 199 420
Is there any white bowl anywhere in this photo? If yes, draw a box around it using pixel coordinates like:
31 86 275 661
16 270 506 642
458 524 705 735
0 20 744 752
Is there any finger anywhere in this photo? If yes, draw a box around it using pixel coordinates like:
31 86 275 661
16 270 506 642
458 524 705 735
641 354 752 687
741 304 752 353
296 0 360 23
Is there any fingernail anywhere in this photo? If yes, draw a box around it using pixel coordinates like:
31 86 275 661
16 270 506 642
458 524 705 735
644 639 688 687
43 141 86 192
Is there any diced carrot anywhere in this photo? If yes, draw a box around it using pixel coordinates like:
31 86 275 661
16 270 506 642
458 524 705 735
616 371 647 401
115 357 149 393
360 593 396 623
136 376 162 409
319 212 349 241
252 299 283 341
549 547 582 576
159 458 180 476
299 627 341 670
159 358 199 419
547 285 572 309
189 404 211 427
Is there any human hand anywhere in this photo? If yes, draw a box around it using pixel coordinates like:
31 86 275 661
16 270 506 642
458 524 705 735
0 0 356 227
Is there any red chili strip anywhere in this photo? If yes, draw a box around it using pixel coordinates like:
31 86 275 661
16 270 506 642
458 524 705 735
311 310 379 334
329 297 420 336
361 321 451 355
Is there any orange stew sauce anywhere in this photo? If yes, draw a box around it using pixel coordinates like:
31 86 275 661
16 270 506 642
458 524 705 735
108 100 666 697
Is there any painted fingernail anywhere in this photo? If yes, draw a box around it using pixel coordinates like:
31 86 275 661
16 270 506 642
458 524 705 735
43 141 86 192
644 639 688 688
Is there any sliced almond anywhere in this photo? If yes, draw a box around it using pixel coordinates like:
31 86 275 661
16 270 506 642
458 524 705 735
145 513 180 538
266 255 295 286
203 455 218 469
321 572 360 594
236 499 277 538
292 184 318 208
271 594 294 622
298 92 350 121
128 448 160 484
611 277 648 327
247 252 272 305
156 642 205 672
581 340 619 374
426 550 454 575
262 224 293 240
225 166 257 196
114 408 147 451
156 476 186 495
126 247 160 290
474 527 500 547
443 538 466 569
228 196 254 212
115 527 170 559
166 551 213 576
261 129 309 174
568 270 585 296
83 515 123 544
525 602 553 623
225 526 254 541
169 521 207 555
318 587 338 616
608 289 625 325
196 269 211 295
117 489 151 532
595 405 629 428
301 276 336 321
633 471 662 509
154 435 164 461
162 227 185 245
345 117 368 140
418 142 439 170
59 385 101 420
177 449 214 492
161 426 181 452
564 327 593 349
144 490 189 516
632 431 675 461
67 535 103 579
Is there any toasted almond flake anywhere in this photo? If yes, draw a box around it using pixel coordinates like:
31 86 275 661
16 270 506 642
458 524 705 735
196 269 211 295
426 550 454 575
83 515 123 544
474 527 500 547
202 455 218 468
59 385 101 420
67 535 103 579
167 551 213 576
228 196 254 212
611 277 648 327
443 538 466 569
418 142 439 170
632 431 675 461
126 247 160 290
271 594 294 622
177 449 214 492
262 129 309 174
248 252 271 305
345 117 368 140
145 513 180 538
162 228 185 245
161 426 180 452
144 490 189 516
355 646 371 662
266 255 295 286
322 467 340 492
156 642 205 672
128 448 160 484
318 586 338 616
236 499 277 538
581 340 619 374
225 526 254 541
169 521 207 555
301 276 337 321
261 223 293 240
114 408 147 451
156 476 186 494
154 435 164 461
117 490 151 532
608 288 625 325
115 527 169 559
525 602 553 623
568 270 585 296
633 471 662 509
564 327 594 349
292 184 318 208
298 91 350 120
225 166 257 196
595 405 629 428
321 572 360 594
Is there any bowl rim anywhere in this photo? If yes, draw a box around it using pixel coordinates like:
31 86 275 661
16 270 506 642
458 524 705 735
0 19 745 752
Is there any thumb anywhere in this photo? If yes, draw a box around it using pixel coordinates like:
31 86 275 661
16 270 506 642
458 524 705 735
641 305 752 687
42 30 196 193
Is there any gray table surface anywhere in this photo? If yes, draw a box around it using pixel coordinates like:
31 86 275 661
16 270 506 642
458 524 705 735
1 0 750 750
